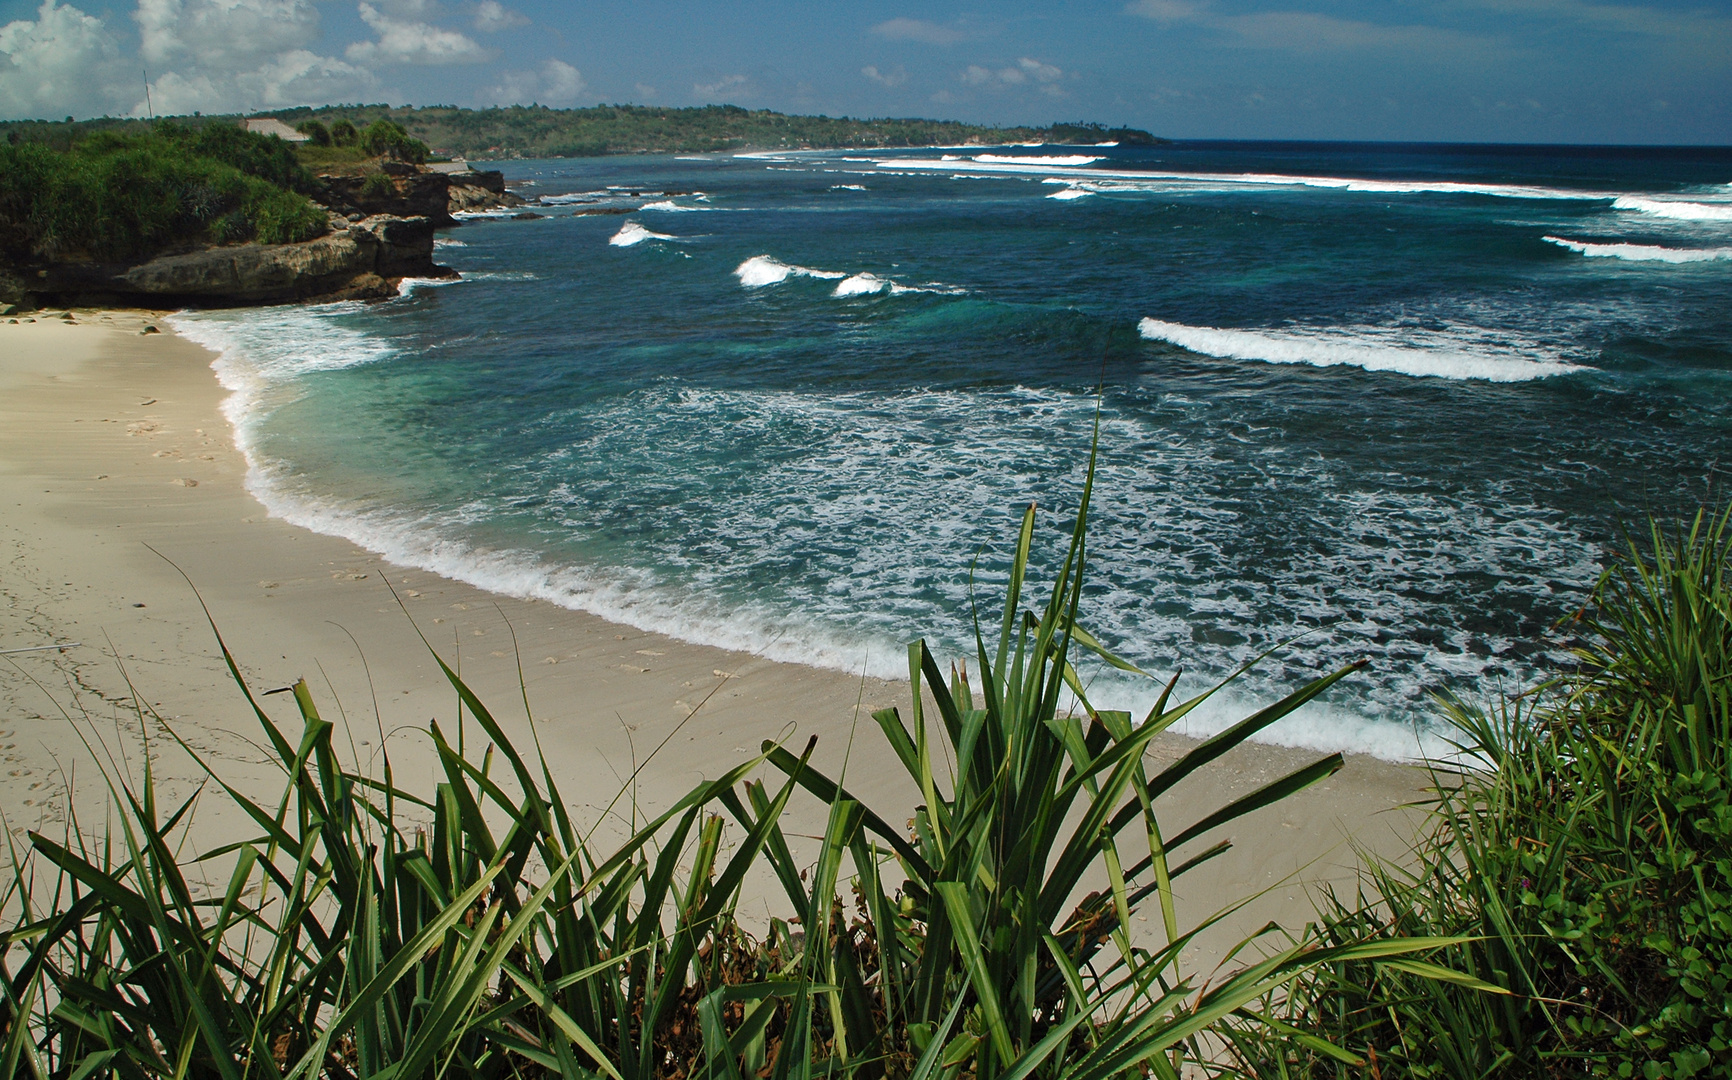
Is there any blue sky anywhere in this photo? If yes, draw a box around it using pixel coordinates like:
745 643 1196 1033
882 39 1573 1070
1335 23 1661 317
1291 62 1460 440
1 0 1727 143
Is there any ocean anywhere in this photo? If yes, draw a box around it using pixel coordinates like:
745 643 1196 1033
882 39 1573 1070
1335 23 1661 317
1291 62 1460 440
170 140 1732 759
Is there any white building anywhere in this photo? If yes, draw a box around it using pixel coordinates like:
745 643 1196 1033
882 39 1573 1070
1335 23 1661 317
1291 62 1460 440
244 118 309 143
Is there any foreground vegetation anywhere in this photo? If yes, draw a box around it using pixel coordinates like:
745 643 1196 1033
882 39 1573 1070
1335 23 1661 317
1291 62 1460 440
1231 510 1732 1078
0 122 326 263
2 450 1727 1077
0 459 1457 1080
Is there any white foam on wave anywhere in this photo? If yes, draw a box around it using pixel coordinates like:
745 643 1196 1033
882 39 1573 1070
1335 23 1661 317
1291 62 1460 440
830 184 867 191
1047 187 1093 200
642 199 707 212
610 221 676 247
167 306 914 699
1544 236 1732 263
432 237 466 248
833 273 887 297
733 255 846 287
538 190 614 205
882 157 1629 204
973 154 1102 167
1138 318 1590 382
1612 196 1732 222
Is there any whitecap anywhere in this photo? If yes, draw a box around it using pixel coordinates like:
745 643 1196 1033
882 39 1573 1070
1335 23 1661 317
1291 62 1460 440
641 199 707 212
1138 317 1590 382
432 237 466 248
881 158 1619 203
538 191 614 205
832 273 887 297
1047 187 1093 200
1612 196 1732 222
974 154 1102 167
609 221 676 247
733 255 847 287
1544 236 1732 263
830 184 867 191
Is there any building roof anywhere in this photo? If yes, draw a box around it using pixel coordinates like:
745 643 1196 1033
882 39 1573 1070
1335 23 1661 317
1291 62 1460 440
244 118 309 142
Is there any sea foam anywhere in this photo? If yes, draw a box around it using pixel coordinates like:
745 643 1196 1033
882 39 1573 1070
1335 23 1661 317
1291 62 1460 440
610 221 676 247
733 255 846 287
1612 196 1732 222
1138 318 1590 382
1544 236 1732 263
833 273 887 297
973 154 1102 167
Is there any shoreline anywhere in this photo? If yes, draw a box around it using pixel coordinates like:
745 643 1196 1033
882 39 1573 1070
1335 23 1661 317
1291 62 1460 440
0 310 1431 968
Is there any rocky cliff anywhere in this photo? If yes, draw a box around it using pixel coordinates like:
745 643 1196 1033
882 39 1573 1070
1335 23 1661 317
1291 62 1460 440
15 214 451 309
0 161 521 312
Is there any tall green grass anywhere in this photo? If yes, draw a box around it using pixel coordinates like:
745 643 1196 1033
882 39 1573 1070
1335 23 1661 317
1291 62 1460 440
1 454 1457 1080
1230 508 1732 1079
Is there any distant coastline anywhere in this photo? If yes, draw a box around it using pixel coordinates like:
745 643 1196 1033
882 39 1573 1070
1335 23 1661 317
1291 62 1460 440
1 104 1164 162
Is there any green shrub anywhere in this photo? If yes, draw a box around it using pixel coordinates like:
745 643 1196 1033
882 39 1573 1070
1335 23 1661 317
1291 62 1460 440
360 172 396 199
0 125 326 261
1231 508 1732 1079
360 118 429 163
297 119 332 146
329 118 359 146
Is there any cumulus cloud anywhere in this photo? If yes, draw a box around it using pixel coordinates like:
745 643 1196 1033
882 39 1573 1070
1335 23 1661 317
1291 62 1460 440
861 64 907 88
693 72 748 99
130 0 377 115
483 57 584 106
347 1 492 64
870 17 964 45
0 0 130 119
137 0 316 69
961 57 1064 93
471 0 527 32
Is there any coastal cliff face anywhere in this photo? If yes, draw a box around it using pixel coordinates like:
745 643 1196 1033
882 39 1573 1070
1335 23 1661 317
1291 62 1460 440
320 166 522 222
0 160 523 312
17 214 450 308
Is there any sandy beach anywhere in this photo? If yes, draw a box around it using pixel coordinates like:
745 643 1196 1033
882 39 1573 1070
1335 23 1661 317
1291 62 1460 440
0 310 1431 968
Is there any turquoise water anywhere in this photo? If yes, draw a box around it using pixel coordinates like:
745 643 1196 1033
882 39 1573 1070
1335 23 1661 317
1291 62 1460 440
173 141 1732 758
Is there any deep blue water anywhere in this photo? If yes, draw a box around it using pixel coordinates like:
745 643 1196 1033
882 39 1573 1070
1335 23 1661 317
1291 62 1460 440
174 140 1732 757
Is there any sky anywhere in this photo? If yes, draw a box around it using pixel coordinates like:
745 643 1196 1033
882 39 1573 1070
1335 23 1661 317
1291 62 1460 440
0 0 1728 144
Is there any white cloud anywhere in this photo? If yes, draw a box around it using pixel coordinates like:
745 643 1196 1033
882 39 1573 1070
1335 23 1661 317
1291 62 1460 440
861 64 907 88
634 81 657 99
0 0 130 119
347 1 492 64
483 57 584 106
137 0 318 70
131 0 375 115
870 17 965 45
1017 56 1062 82
471 0 527 32
960 57 1064 91
693 72 748 99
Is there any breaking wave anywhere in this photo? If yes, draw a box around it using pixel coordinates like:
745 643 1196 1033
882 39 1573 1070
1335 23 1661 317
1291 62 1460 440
1544 236 1732 263
1138 318 1591 382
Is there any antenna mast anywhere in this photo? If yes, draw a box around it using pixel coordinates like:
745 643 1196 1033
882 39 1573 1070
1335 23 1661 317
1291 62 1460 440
143 69 154 121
